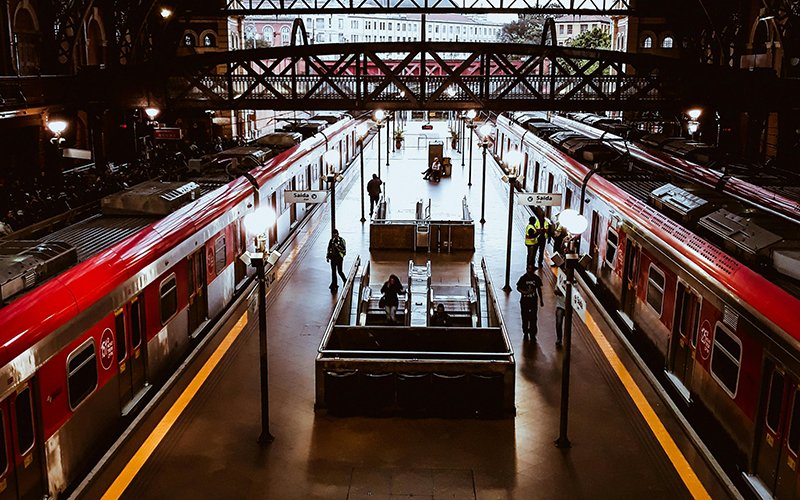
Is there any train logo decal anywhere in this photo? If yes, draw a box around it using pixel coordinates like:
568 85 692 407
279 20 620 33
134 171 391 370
698 320 712 361
100 328 115 370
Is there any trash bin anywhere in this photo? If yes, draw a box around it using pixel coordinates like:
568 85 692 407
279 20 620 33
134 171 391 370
442 157 452 177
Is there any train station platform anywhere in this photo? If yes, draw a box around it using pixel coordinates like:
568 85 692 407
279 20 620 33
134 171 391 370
77 119 732 499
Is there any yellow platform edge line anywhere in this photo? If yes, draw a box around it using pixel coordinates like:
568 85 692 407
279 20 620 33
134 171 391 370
583 310 711 499
102 312 249 499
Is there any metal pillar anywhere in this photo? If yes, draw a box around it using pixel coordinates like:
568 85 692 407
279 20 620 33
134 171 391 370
502 175 516 292
556 248 577 448
359 139 366 223
377 123 382 178
385 118 390 166
480 143 487 224
468 122 474 186
255 257 274 445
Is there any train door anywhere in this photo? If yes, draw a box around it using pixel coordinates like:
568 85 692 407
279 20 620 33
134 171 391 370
775 381 800 498
620 237 640 320
233 219 246 284
116 296 148 414
0 383 43 500
546 174 555 219
667 282 701 399
754 364 795 497
289 179 297 225
187 250 208 335
521 152 529 190
269 192 278 245
588 211 601 275
533 161 540 192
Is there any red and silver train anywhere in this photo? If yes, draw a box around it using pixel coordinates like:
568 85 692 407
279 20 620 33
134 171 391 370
497 112 800 499
0 114 365 498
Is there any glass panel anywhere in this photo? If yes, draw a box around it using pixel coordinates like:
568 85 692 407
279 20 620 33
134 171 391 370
766 371 785 433
788 388 800 454
15 388 34 455
0 414 7 474
215 237 226 274
115 311 127 363
68 342 98 408
711 326 741 396
160 276 178 324
646 267 665 313
131 300 142 348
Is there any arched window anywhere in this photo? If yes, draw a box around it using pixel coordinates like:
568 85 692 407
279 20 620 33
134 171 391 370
661 36 674 49
281 26 290 45
641 35 653 49
263 26 274 47
202 33 216 47
184 32 197 47
13 6 41 75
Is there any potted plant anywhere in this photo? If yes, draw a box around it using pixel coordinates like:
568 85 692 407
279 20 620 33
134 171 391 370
394 129 404 149
449 129 459 149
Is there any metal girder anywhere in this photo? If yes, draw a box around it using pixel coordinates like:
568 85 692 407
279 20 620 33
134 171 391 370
223 0 632 14
157 42 789 112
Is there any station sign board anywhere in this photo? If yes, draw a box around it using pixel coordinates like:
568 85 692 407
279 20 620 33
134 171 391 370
153 127 183 140
556 268 587 323
517 192 562 206
285 190 328 204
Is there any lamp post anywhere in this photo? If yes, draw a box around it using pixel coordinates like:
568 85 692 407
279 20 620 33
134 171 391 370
386 113 390 167
554 208 588 449
466 109 477 187
47 119 68 184
460 113 465 166
686 108 702 141
242 207 281 446
502 150 523 292
374 109 385 177
478 123 493 224
357 123 370 223
324 149 342 238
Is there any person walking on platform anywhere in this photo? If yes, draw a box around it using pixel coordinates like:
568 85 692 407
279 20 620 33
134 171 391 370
326 229 347 290
366 174 382 217
380 274 405 324
554 288 566 348
431 303 451 327
516 264 544 340
552 221 567 258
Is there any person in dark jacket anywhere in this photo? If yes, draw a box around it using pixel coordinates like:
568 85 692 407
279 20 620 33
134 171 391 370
380 274 405 324
516 264 544 340
431 303 451 327
366 174 382 217
326 229 347 290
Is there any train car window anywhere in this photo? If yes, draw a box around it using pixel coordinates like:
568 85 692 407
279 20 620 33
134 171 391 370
765 370 785 435
214 236 226 274
160 274 178 324
565 187 572 210
67 339 98 409
646 265 665 315
14 388 34 455
605 230 618 266
710 323 742 398
0 413 7 475
533 161 540 191
131 298 143 349
788 388 800 455
114 309 127 363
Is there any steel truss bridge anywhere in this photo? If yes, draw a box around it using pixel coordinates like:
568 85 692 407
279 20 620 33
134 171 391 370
152 42 787 112
223 0 631 15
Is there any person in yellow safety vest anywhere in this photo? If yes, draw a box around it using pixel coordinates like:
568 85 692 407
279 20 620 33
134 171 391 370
524 216 539 268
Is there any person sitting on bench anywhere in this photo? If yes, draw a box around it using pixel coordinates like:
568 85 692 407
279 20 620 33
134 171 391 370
422 157 440 180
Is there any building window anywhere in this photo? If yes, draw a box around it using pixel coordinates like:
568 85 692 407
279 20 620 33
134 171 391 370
710 323 741 397
316 18 324 31
67 340 98 409
203 33 216 47
646 265 665 315
661 36 674 49
380 22 385 30
567 25 573 35
160 274 178 324
339 18 344 29
402 23 406 32
352 20 358 29
642 35 653 48
388 36 393 41
316 32 325 43
263 26 274 46
184 32 197 47
605 230 618 267
388 22 392 30
281 26 290 45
